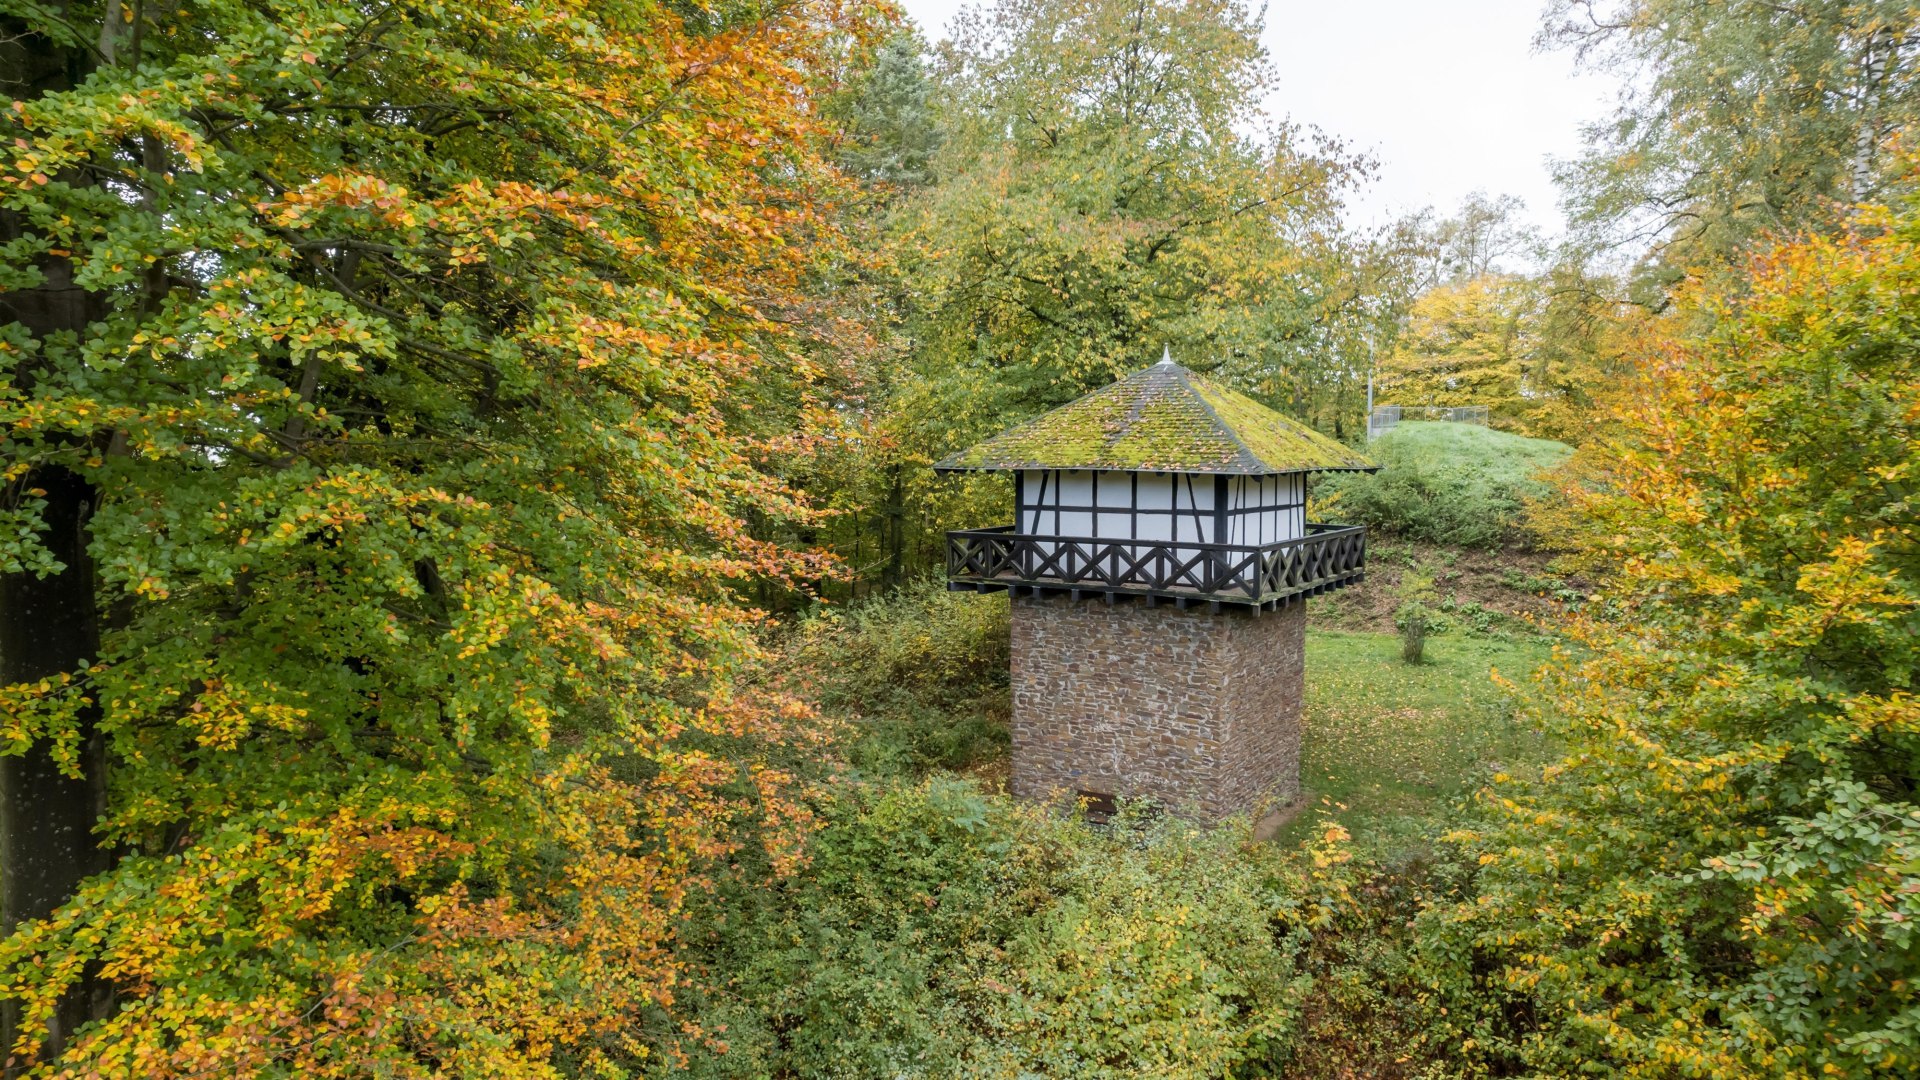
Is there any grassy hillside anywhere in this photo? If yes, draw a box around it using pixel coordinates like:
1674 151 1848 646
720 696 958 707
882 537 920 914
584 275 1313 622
1372 420 1574 484
1321 421 1574 548
1278 630 1555 853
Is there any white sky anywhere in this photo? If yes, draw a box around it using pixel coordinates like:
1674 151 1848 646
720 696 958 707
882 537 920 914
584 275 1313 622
894 0 1625 236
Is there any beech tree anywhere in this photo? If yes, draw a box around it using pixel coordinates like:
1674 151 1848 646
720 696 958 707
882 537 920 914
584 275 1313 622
1376 270 1638 442
901 0 1362 412
1377 276 1535 415
0 2 112 1056
0 0 875 1073
1423 187 1920 1078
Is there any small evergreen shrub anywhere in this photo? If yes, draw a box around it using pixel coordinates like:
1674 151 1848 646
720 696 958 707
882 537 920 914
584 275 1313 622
1396 603 1432 664
1394 568 1439 663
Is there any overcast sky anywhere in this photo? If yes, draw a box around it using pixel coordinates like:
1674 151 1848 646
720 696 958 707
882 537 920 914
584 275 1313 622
894 0 1626 236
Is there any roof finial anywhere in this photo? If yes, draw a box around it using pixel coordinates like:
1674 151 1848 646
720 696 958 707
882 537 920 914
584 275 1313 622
1158 344 1173 366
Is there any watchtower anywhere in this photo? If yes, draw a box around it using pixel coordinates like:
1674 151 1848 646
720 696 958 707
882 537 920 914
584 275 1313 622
937 354 1377 821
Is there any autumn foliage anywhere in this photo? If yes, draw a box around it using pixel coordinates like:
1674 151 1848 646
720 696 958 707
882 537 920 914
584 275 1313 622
8 0 1920 1076
0 0 881 1074
1422 200 1920 1076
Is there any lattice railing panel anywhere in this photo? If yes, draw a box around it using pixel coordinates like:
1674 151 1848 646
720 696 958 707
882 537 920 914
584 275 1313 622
945 523 1367 605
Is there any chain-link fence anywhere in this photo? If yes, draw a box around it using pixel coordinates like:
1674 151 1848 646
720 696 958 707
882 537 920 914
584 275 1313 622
1367 405 1489 440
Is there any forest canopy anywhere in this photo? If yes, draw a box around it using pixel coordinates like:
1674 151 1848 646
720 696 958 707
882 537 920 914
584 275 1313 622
2 0 1917 1077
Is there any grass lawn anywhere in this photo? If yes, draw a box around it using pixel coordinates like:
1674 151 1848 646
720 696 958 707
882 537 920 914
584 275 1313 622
1273 629 1558 853
1367 419 1573 484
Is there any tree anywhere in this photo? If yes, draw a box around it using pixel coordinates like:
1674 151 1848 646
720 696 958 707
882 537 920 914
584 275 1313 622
1421 186 1920 1078
902 0 1363 419
1377 275 1535 412
814 0 1378 588
1545 0 1920 285
831 31 943 189
1428 191 1539 282
0 6 111 1055
787 30 943 599
1376 267 1637 441
0 0 876 1072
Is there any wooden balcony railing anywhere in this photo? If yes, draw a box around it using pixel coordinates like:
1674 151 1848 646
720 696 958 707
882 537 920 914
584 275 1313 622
945 522 1368 608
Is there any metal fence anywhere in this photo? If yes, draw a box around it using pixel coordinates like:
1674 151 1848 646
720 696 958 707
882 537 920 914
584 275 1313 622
1367 405 1489 440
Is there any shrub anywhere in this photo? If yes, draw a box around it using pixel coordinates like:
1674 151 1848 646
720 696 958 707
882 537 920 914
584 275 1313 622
774 579 1011 775
1394 569 1439 664
658 778 1314 1078
1321 422 1573 548
1395 604 1431 663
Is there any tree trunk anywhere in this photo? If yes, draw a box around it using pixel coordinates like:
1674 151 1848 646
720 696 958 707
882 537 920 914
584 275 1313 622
0 471 106 1060
882 465 906 589
1 9 111 1065
1852 24 1894 208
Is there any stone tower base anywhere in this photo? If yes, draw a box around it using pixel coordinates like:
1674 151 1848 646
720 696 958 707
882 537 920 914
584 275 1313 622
1008 594 1305 822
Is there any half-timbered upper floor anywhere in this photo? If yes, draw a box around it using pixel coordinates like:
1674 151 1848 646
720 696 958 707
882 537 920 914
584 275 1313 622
936 356 1379 609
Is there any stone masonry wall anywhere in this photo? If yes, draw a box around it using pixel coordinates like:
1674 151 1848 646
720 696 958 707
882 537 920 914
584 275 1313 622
1008 595 1305 821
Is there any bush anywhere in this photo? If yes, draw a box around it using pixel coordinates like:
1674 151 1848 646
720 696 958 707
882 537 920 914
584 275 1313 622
774 579 1011 775
1320 422 1572 548
657 778 1315 1078
1393 568 1439 663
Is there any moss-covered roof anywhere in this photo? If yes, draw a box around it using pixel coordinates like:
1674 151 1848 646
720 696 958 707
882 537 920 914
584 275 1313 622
936 358 1377 475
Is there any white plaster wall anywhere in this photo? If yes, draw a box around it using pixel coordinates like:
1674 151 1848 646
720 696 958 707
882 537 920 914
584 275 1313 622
1136 473 1172 510
1015 470 1214 543
1222 474 1305 546
1019 469 1046 534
